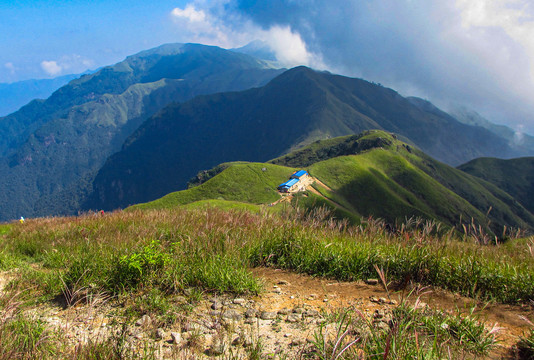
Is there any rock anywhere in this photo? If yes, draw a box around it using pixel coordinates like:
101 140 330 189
233 298 246 305
304 309 319 317
277 308 291 315
286 314 301 323
370 296 380 303
211 301 223 310
290 295 295 299
245 309 257 318
290 338 306 346
374 309 385 319
135 315 152 327
284 333 292 338
209 340 225 355
309 294 318 299
323 298 328 302
156 328 166 340
379 297 388 304
175 296 187 303
366 279 379 285
170 332 181 345
260 311 278 320
222 310 243 321
278 280 290 285
273 288 282 294
389 299 398 305
293 307 305 314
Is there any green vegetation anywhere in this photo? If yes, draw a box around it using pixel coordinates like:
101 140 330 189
2 208 532 305
459 156 534 213
90 65 523 212
0 43 282 222
0 208 531 358
313 302 498 359
131 162 294 210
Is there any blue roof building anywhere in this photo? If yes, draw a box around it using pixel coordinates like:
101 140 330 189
278 178 299 192
290 170 308 179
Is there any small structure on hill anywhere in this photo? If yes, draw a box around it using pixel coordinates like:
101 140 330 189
290 170 309 180
278 170 309 193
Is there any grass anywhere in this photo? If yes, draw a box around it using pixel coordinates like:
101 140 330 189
312 299 499 359
130 162 295 210
0 208 532 358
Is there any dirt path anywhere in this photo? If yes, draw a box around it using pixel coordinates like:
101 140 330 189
252 267 534 352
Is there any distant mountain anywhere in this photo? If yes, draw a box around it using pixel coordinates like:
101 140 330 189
88 66 525 211
133 131 534 235
458 157 534 214
0 43 283 221
0 73 88 117
443 105 534 155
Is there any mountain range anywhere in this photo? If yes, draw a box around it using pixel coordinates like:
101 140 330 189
1 42 533 231
86 65 531 211
132 131 534 235
0 43 283 221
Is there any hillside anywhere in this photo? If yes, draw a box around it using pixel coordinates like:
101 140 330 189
0 73 85 117
133 131 534 235
88 66 525 212
458 157 534 214
0 43 283 221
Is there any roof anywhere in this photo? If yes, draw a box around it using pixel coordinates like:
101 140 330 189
291 170 308 178
278 178 299 188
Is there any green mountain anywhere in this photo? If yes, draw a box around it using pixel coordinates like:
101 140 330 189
448 105 534 155
458 157 534 214
0 73 88 117
0 43 283 221
133 131 534 234
88 66 524 211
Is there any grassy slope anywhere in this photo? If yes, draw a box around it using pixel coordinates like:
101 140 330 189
458 157 534 214
275 131 534 233
131 163 295 210
133 131 534 233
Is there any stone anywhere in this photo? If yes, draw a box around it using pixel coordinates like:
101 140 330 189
389 299 398 305
222 310 243 321
277 308 291 315
366 279 379 285
286 314 301 323
209 340 225 355
293 307 306 314
370 296 380 303
260 311 278 320
156 328 166 340
211 301 223 310
135 314 152 327
245 309 257 318
304 309 319 317
170 332 181 345
379 297 388 304
278 280 290 285
233 298 246 305
290 338 306 346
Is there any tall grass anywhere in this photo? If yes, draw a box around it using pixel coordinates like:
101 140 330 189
1 207 533 305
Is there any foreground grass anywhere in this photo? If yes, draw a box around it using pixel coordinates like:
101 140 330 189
1 208 533 304
1 207 532 358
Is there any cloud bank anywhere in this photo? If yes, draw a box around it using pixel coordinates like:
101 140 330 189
170 0 534 133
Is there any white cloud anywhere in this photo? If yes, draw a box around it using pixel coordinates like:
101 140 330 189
171 4 207 23
168 2 324 69
4 62 16 74
40 55 95 77
41 60 62 76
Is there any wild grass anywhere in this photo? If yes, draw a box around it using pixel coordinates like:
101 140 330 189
1 208 532 358
312 297 498 359
1 208 533 306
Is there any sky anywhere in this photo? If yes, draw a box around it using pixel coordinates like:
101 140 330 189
1 0 534 134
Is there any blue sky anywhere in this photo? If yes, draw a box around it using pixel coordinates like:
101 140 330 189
2 0 534 134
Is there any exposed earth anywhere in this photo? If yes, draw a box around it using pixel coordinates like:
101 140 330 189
1 267 532 359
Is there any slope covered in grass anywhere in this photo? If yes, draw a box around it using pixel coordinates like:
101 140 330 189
131 162 294 210
273 131 534 233
458 157 534 214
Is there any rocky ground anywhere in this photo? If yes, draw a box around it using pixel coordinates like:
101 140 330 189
2 268 533 359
